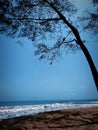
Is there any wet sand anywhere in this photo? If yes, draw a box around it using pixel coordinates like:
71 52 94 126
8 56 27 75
0 107 98 130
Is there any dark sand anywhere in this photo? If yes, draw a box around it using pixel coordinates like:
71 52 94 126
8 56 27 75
0 107 98 130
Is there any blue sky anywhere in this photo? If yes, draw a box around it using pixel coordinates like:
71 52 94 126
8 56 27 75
0 0 98 101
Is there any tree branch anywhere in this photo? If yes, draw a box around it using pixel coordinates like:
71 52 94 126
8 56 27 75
7 17 61 23
48 39 76 52
24 3 40 7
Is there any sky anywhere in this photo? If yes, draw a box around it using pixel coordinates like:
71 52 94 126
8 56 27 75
0 0 98 101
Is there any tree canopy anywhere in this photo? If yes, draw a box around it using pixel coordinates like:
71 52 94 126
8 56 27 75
0 0 98 90
0 0 97 61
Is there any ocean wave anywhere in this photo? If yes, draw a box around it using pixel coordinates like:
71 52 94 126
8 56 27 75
0 102 98 120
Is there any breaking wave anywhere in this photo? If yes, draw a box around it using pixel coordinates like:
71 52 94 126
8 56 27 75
0 101 98 120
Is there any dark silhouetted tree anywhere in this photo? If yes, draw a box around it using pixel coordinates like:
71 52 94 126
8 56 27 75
0 0 98 91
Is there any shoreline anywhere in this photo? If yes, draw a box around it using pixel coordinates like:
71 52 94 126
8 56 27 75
0 107 98 130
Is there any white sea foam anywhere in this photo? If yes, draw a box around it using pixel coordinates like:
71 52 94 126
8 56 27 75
0 102 98 121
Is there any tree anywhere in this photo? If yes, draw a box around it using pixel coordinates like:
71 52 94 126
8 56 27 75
0 0 98 91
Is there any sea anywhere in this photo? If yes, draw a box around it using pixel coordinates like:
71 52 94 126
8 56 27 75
0 99 98 121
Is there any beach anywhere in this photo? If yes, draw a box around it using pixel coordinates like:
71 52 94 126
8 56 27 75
0 107 98 130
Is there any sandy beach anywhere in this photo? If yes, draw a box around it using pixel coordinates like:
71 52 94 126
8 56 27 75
0 107 98 130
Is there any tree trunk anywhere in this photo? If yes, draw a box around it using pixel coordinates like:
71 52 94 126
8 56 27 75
46 0 98 91
66 25 98 91
76 36 98 91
